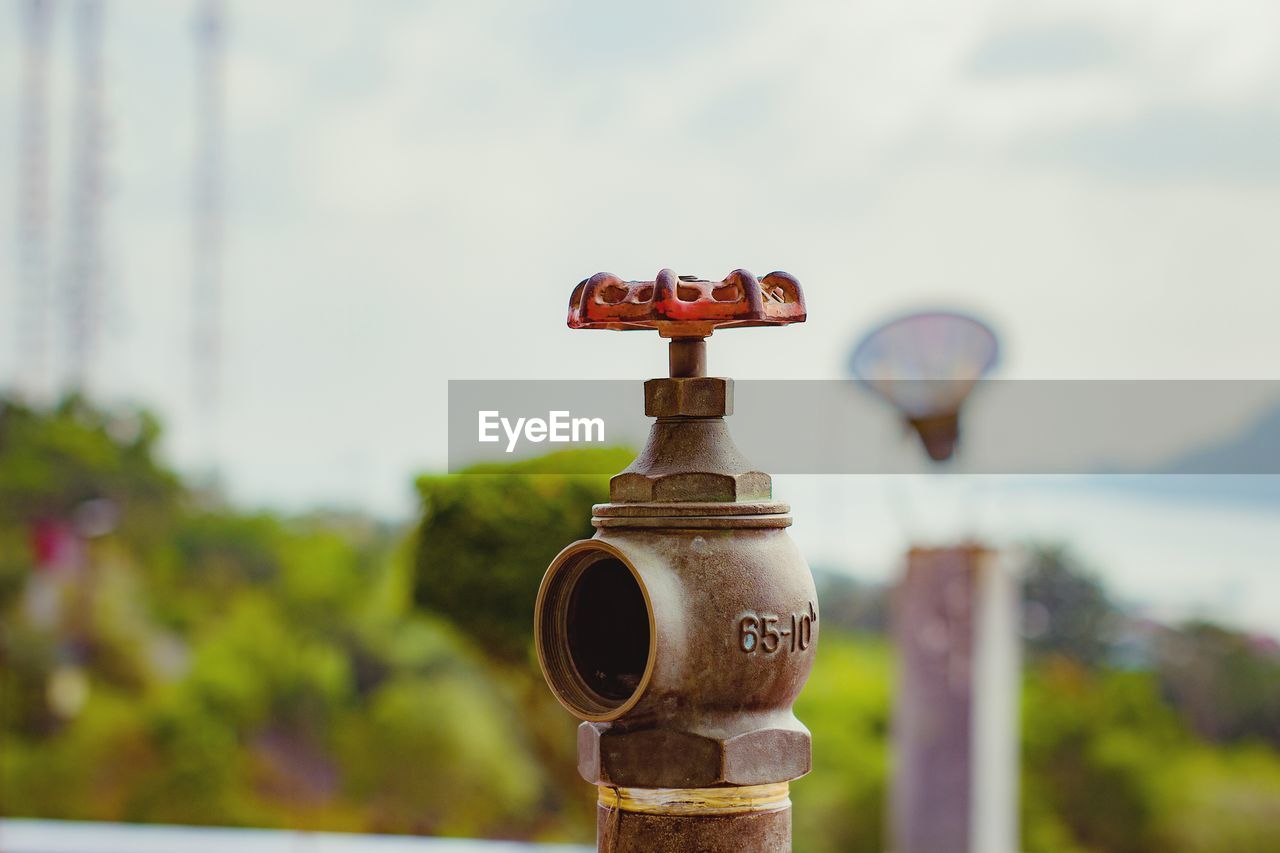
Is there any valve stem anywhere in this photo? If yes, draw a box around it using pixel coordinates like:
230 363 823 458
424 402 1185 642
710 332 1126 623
668 337 707 378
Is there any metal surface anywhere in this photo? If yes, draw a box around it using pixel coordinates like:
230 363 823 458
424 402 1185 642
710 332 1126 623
596 800 791 853
567 269 805 337
536 270 814 852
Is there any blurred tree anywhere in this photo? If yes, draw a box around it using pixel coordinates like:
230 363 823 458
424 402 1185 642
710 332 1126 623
1157 745 1280 852
1021 544 1120 668
792 632 889 853
1022 656 1280 852
5 397 1280 850
0 396 181 615
412 448 633 662
0 395 590 838
1021 658 1186 853
0 395 179 524
811 569 888 634
1157 622 1280 746
336 670 544 836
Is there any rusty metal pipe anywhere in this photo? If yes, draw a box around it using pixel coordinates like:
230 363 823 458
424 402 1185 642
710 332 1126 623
597 788 792 852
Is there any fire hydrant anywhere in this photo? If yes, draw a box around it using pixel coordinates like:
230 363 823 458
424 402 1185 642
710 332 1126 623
535 269 817 852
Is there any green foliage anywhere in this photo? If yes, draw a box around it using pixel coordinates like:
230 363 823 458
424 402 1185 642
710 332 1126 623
4 397 1280 851
1157 621 1280 744
792 632 890 853
1158 746 1280 852
184 594 353 732
336 672 544 835
1 688 162 820
1021 657 1280 852
0 396 181 612
0 397 581 838
1022 544 1120 667
0 395 179 524
1022 659 1185 852
412 447 633 661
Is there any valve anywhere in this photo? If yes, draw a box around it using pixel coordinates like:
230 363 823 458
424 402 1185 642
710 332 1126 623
567 268 805 337
536 269 817 853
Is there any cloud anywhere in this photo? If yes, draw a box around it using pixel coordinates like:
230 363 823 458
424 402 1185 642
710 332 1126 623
6 0 1280 518
967 22 1120 77
1021 107 1280 182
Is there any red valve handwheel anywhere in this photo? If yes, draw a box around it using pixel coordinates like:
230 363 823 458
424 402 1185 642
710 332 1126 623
567 268 805 338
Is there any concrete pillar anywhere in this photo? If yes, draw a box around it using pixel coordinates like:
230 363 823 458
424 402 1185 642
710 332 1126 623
889 546 1020 853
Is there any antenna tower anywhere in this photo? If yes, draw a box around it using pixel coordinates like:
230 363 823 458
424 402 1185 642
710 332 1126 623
64 0 108 393
192 0 225 414
15 0 55 398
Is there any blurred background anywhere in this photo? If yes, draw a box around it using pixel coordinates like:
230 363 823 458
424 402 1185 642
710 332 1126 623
2 1 1280 851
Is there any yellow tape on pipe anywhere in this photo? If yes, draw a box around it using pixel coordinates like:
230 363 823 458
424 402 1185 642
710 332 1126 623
597 783 790 816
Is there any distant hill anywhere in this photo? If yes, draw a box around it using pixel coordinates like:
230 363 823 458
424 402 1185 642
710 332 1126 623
1090 399 1280 505
1162 401 1280 475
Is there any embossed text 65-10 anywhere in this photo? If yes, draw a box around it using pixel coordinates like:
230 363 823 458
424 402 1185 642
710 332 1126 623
738 602 817 654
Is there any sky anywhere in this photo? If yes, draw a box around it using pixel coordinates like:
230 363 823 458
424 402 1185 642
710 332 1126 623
2 1 1279 630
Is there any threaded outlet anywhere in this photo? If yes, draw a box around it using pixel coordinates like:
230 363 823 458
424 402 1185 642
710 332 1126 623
536 542 654 722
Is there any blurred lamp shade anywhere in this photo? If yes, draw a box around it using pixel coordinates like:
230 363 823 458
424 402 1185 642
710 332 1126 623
848 311 999 462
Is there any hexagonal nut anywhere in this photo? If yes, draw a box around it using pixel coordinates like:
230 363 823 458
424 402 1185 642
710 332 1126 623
644 377 733 418
722 727 813 784
610 470 771 503
578 723 812 787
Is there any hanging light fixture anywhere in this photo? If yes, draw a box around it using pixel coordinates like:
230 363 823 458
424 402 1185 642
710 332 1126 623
849 310 999 462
